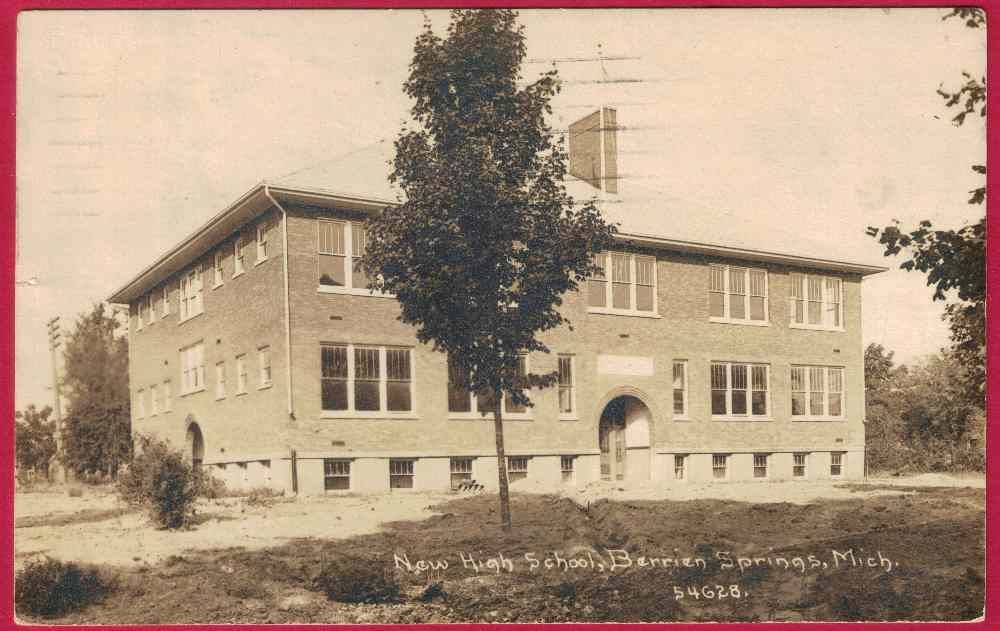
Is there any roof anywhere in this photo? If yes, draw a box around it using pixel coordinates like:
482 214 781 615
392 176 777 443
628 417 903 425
107 141 886 304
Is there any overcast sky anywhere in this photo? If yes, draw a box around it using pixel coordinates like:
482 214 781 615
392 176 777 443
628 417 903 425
15 9 985 410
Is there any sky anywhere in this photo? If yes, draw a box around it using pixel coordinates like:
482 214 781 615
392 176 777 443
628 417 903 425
14 8 986 410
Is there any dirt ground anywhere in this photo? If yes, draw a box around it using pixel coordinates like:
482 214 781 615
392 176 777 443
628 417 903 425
14 475 985 623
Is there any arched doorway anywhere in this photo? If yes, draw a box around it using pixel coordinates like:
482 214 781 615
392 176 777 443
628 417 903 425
185 422 205 468
599 395 652 482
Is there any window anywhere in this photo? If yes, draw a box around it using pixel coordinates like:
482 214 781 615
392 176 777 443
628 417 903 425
389 459 414 489
709 265 768 324
179 266 204 321
256 222 269 262
317 219 380 294
710 362 769 418
179 342 205 394
258 346 272 387
789 273 843 329
324 459 350 490
830 452 845 477
561 456 575 483
672 361 688 418
587 251 657 314
712 454 728 479
791 366 845 419
450 458 474 489
146 295 155 325
135 389 145 419
320 344 414 414
234 235 247 276
162 380 172 412
215 361 226 399
161 286 170 317
674 454 687 480
235 354 247 394
507 456 529 482
558 355 575 417
214 251 225 287
318 220 346 287
793 453 808 478
753 453 769 478
351 222 369 289
150 384 159 416
448 354 530 417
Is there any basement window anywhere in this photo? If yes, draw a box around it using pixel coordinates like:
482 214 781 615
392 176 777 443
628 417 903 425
560 456 575 484
830 452 845 478
753 453 769 478
793 453 808 478
712 454 728 479
507 456 529 482
389 459 415 489
450 457 473 490
674 454 687 480
324 459 351 491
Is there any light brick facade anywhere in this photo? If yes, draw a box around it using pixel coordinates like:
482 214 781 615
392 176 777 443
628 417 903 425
112 182 882 495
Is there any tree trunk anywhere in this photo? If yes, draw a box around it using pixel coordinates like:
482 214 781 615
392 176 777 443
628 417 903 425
493 386 512 530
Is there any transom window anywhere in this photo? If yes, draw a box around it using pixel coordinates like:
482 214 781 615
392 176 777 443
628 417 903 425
710 362 769 418
710 265 768 324
389 459 415 489
179 342 205 394
321 344 414 414
793 453 808 478
558 355 575 417
587 251 657 315
324 459 351 490
753 453 769 478
672 360 688 418
179 266 204 321
507 456 529 482
791 366 844 419
448 355 531 418
450 458 474 489
790 273 843 329
318 219 379 294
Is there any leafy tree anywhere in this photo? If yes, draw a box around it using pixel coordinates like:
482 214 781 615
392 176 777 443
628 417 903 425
15 404 56 476
866 8 985 398
61 304 131 477
363 9 616 529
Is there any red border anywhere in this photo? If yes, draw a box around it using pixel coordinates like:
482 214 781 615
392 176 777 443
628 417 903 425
1 1 995 630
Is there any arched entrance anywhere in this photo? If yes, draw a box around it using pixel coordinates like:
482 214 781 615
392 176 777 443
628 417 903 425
599 395 652 482
185 422 204 468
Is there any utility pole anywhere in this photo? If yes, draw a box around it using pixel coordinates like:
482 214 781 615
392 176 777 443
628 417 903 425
46 316 65 482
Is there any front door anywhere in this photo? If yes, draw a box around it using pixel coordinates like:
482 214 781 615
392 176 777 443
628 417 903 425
599 414 626 481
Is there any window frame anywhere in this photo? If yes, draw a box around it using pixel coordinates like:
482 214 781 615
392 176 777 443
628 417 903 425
145 294 156 325
753 453 769 479
213 250 225 288
790 365 846 421
389 458 415 490
215 361 226 400
233 235 247 277
830 451 845 478
319 343 417 418
447 354 533 420
450 457 474 490
161 286 170 317
178 265 204 323
179 342 206 396
672 360 689 420
586 250 659 318
557 354 577 420
712 453 729 480
560 455 576 484
709 264 769 326
255 222 269 264
316 218 392 298
235 354 248 395
710 361 771 420
258 345 272 389
789 273 845 331
507 456 529 482
673 454 687 481
793 452 809 479
324 459 351 491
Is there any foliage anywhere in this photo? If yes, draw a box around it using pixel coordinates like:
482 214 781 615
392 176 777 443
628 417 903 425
363 9 616 529
867 9 985 398
15 556 111 618
314 554 401 604
116 435 200 529
15 404 56 476
62 303 131 477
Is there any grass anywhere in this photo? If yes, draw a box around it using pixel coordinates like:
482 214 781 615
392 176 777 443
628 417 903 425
16 508 131 530
19 487 985 624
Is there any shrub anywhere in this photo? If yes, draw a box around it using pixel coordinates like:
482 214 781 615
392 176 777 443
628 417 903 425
194 469 228 499
116 435 199 529
314 555 401 604
15 556 111 618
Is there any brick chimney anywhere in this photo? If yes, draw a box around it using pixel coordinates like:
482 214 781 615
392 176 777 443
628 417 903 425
568 106 618 194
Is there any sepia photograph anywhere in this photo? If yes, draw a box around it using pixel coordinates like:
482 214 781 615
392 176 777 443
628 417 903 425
12 7 988 624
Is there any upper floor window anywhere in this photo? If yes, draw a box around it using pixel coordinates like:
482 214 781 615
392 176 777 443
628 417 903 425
320 343 413 414
236 354 248 394
150 384 159 416
135 388 145 419
256 222 269 263
558 355 575 418
160 286 170 317
146 295 156 325
447 354 531 418
672 360 688 418
214 251 225 287
179 342 205 395
162 380 172 412
710 265 768 325
234 235 247 276
790 273 843 330
215 361 226 399
318 219 379 294
179 266 204 322
258 346 272 387
587 251 656 315
710 362 769 419
791 365 844 420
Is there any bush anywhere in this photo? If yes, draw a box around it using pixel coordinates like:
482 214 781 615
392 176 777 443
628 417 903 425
116 435 199 529
15 556 111 618
314 555 401 604
194 469 228 499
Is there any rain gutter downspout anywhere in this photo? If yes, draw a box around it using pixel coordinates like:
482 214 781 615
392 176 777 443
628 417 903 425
264 184 295 420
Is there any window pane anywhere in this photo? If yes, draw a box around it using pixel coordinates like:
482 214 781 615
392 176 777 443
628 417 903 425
672 362 685 389
559 387 573 414
635 258 654 311
828 393 842 417
319 254 346 287
711 363 728 415
792 392 806 416
711 391 727 415
752 391 767 415
710 266 725 292
790 366 805 391
354 347 380 411
731 364 747 389
732 390 747 415
447 360 471 413
588 254 607 308
807 276 823 324
709 292 725 318
319 221 345 254
611 254 630 309
387 383 411 412
673 390 685 415
729 268 746 319
809 367 825 415
504 355 527 413
612 283 630 309
636 285 654 311
322 380 348 411
749 296 765 321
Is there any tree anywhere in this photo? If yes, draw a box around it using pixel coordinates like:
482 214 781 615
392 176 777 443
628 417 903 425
363 9 616 529
61 304 131 477
866 8 985 398
15 404 56 476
